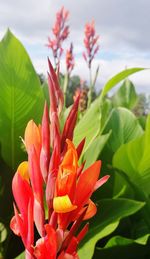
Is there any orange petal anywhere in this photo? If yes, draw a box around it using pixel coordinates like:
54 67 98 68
53 195 77 213
24 120 41 153
75 161 101 208
83 200 97 220
61 140 78 171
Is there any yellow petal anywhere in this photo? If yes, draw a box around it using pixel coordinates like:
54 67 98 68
53 195 77 213
17 161 29 181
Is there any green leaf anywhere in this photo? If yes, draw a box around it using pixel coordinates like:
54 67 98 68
112 78 138 109
80 222 119 259
100 68 145 99
41 81 49 106
105 234 150 248
15 252 25 259
0 30 44 170
74 99 101 154
113 114 150 195
138 115 147 130
84 131 111 168
95 235 150 259
135 234 150 245
102 107 143 156
78 198 144 259
114 169 150 230
0 222 7 243
100 98 113 131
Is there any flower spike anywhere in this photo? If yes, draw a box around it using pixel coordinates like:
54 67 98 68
47 6 69 68
10 59 109 258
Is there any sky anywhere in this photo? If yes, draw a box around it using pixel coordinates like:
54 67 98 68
0 0 150 94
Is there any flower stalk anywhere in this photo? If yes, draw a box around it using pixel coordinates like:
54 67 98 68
83 20 99 107
63 43 75 107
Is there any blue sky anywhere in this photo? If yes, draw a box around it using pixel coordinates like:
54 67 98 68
0 0 150 94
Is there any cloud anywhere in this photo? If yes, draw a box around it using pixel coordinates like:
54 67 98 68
0 0 150 51
0 0 149 94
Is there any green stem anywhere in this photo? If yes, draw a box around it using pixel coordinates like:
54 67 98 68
87 66 93 108
88 65 100 108
63 73 69 108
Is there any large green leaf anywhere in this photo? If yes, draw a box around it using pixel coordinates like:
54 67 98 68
73 99 101 153
84 131 111 169
100 98 113 131
95 235 150 259
74 68 145 155
0 30 44 170
113 114 150 195
105 234 150 247
102 107 143 156
113 168 150 230
112 78 138 109
41 81 49 106
78 198 144 259
100 67 145 99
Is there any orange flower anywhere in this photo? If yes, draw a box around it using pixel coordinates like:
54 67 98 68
53 140 109 230
10 59 109 258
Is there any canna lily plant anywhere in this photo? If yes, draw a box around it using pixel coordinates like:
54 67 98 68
10 59 109 258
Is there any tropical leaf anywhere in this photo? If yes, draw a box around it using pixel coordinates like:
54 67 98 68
100 67 145 99
95 235 150 259
100 98 113 131
41 81 49 106
84 131 111 169
78 198 144 259
74 68 145 155
112 78 138 109
74 99 101 154
0 30 44 170
102 107 143 157
113 114 150 195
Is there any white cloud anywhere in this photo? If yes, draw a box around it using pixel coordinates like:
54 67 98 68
0 0 150 94
0 0 150 50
